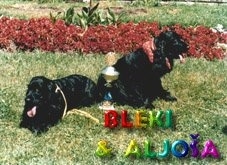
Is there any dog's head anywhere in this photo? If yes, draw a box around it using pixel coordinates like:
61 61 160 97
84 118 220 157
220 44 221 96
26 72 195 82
20 76 62 133
154 31 188 72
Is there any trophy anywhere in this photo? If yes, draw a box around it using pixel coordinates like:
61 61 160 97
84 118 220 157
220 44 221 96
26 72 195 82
99 52 119 110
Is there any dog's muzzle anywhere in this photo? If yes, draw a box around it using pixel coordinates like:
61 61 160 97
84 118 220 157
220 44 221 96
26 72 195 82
165 55 185 70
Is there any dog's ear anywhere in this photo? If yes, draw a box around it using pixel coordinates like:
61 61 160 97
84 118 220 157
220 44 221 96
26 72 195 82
155 32 169 50
157 31 175 45
155 38 168 57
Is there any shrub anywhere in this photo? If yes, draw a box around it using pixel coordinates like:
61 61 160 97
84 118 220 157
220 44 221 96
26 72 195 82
131 0 161 7
50 3 125 29
0 17 226 60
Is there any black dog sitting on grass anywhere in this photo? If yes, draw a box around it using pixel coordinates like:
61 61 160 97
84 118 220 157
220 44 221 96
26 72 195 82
97 31 188 109
20 74 99 133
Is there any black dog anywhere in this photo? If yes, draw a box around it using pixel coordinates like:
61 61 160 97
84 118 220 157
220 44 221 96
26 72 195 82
97 31 188 108
20 74 99 133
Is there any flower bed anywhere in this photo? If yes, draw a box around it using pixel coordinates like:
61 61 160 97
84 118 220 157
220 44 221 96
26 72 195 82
0 17 226 60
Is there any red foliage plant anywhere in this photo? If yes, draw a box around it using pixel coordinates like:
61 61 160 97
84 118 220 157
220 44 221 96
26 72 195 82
0 17 226 60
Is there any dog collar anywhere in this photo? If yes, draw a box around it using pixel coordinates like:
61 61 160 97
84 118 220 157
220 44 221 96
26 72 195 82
142 38 156 63
55 84 67 118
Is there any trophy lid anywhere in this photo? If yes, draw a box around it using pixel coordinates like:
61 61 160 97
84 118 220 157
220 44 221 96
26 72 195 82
101 66 119 76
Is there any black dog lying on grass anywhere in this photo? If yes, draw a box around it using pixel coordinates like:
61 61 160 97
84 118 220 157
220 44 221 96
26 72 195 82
20 74 99 133
97 31 188 108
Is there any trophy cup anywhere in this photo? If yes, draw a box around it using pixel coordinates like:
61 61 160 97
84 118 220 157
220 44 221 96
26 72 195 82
99 53 119 110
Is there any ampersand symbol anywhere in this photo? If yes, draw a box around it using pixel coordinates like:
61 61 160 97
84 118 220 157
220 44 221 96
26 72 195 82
95 140 112 157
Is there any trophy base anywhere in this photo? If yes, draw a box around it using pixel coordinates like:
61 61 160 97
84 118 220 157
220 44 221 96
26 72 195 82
98 100 115 110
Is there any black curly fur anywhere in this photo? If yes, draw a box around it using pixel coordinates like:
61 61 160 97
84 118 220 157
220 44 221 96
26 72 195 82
20 74 99 133
97 31 188 109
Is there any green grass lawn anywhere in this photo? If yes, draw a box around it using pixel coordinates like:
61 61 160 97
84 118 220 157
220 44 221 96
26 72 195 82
0 0 227 27
0 51 226 164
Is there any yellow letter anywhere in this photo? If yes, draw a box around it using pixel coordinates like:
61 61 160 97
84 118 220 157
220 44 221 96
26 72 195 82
124 139 141 158
95 140 112 157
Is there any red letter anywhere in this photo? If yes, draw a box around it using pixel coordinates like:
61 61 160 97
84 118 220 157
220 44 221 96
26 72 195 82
104 110 118 128
121 110 133 128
